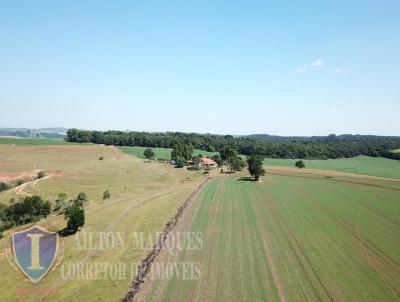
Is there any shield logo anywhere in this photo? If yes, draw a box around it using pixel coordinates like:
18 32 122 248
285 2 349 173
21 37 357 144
11 225 59 283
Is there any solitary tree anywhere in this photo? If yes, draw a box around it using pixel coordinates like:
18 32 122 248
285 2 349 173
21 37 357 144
37 171 46 179
247 155 265 181
64 193 87 233
64 203 85 233
295 160 305 169
143 148 155 161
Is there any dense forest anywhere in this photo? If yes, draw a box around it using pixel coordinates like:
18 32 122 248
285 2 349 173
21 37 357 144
66 129 400 160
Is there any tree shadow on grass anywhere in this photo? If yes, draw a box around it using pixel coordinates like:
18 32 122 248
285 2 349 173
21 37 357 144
237 176 256 182
58 228 78 237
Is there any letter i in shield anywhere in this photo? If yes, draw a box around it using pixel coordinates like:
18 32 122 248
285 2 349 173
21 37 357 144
11 225 59 283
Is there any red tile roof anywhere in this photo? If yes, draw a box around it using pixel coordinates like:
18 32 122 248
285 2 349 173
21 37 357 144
200 158 217 165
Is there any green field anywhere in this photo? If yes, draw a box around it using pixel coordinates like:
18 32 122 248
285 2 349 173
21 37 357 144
119 146 218 160
0 137 72 145
264 156 400 179
141 173 400 301
0 144 208 301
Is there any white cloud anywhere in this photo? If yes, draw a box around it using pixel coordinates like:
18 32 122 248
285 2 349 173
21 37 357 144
296 58 324 73
330 99 346 113
333 67 346 74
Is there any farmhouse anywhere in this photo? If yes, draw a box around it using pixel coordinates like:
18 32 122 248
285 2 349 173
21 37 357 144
188 157 218 168
200 158 217 167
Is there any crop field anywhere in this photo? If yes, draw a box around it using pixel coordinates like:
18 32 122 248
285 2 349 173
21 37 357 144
139 171 400 301
264 156 400 179
119 146 218 160
0 144 208 301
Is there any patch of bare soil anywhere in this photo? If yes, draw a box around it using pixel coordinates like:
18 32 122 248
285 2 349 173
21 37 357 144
0 169 41 182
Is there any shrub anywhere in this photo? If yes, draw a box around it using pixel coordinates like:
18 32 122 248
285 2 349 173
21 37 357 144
99 156 104 160
103 190 110 200
295 160 306 169
0 182 9 192
37 171 46 179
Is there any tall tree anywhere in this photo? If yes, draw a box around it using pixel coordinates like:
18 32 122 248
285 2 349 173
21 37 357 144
247 155 265 181
143 148 155 161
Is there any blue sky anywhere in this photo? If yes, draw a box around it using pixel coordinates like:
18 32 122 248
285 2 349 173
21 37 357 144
1 0 399 135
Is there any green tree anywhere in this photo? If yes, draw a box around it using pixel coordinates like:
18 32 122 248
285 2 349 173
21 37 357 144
64 193 87 233
175 158 186 168
219 145 238 162
295 160 305 169
211 155 223 167
64 203 85 233
54 193 67 213
0 182 9 192
226 156 245 173
171 144 192 166
43 201 51 218
75 192 88 207
247 155 265 181
143 148 155 161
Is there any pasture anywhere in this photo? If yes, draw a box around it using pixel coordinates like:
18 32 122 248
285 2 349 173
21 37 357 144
139 171 400 301
264 156 400 179
0 137 72 145
0 144 208 301
119 146 218 160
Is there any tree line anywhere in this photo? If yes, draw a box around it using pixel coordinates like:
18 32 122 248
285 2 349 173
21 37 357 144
66 129 400 160
0 193 87 237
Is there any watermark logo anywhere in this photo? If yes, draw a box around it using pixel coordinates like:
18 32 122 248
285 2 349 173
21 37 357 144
8 225 60 283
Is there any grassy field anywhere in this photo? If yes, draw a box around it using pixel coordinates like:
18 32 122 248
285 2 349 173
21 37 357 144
0 137 72 145
264 156 400 179
119 146 218 160
0 144 208 301
140 171 400 301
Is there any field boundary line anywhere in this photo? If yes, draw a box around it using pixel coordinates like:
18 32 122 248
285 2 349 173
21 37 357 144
121 176 214 302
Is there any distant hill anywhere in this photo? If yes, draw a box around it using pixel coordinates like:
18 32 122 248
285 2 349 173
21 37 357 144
0 127 68 140
242 133 400 142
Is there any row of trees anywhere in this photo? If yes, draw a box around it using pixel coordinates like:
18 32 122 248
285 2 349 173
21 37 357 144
0 193 87 237
66 129 400 160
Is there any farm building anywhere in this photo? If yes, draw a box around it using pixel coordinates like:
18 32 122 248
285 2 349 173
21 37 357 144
188 157 218 168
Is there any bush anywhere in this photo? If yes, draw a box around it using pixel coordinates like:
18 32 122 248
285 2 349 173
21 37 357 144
103 190 110 200
295 160 305 169
0 182 9 192
37 171 46 179
175 158 187 168
16 179 24 186
54 193 68 213
99 156 104 160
